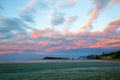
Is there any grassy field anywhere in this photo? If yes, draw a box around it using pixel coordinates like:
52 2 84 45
0 60 120 80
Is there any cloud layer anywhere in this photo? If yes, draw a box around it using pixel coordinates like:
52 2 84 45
0 0 120 58
0 18 120 55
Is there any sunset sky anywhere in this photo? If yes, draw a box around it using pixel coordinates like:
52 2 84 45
0 0 120 59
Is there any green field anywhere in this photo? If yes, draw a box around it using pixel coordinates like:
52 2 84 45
0 61 120 80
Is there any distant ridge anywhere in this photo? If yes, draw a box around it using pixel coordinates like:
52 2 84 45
87 50 120 60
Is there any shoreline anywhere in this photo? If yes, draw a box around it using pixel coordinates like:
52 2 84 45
0 59 120 63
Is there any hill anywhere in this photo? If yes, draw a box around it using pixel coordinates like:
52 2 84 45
87 50 120 60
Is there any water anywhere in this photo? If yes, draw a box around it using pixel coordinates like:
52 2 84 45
0 60 119 63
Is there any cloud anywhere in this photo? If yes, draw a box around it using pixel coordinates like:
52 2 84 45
0 17 119 57
0 0 119 58
20 0 51 13
26 18 120 50
50 12 78 28
48 0 78 27
54 0 78 9
19 0 39 24
17 34 26 39
30 28 63 38
20 12 35 23
81 8 98 29
45 46 63 53
38 1 50 10
66 16 78 25
107 0 120 7
104 18 120 30
0 17 27 31
0 17 33 40
20 0 37 12
51 11 65 26
81 0 120 29
65 15 78 29
103 18 120 37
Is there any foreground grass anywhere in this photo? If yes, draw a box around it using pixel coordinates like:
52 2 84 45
0 61 120 80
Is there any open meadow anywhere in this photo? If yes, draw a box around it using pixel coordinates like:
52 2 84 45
0 60 120 80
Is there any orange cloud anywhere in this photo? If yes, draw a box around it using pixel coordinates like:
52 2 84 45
108 40 120 43
88 8 98 23
81 8 99 29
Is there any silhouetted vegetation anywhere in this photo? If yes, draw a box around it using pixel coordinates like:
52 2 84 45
87 50 120 60
43 56 69 60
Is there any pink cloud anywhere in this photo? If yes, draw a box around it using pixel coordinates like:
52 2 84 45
88 39 120 49
0 52 4 55
104 18 120 32
30 28 61 38
17 34 26 39
0 18 120 55
45 46 63 53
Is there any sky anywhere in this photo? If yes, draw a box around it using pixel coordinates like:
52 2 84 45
0 0 120 59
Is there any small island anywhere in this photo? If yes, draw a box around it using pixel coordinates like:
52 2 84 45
43 56 70 60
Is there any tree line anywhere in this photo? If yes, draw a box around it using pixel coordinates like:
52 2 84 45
43 56 69 60
87 50 120 60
